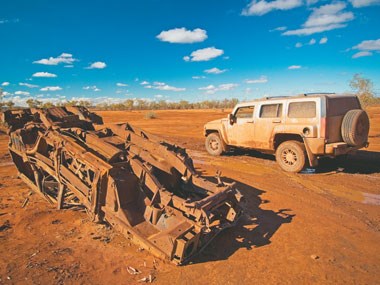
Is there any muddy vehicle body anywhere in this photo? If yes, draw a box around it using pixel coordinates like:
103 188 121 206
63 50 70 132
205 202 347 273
2 107 243 265
204 93 370 172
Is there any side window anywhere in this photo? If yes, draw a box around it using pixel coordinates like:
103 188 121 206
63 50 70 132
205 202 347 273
260 104 282 118
288 101 316 118
235 106 254 119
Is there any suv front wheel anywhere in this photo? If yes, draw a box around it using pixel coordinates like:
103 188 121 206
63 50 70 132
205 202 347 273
276 141 307 173
205 133 226 156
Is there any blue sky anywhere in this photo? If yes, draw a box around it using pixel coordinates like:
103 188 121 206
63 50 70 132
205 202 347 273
1 0 379 106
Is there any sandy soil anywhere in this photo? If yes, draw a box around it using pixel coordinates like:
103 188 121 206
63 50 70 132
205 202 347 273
0 107 379 285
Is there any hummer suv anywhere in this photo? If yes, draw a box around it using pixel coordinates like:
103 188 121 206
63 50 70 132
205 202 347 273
204 93 370 172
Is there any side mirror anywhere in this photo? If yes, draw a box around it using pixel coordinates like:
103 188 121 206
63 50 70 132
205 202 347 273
228 113 235 125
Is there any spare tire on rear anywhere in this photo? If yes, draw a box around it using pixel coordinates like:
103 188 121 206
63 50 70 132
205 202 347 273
341 109 369 146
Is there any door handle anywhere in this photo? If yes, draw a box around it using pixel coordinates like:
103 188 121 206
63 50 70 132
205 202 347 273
272 119 281 123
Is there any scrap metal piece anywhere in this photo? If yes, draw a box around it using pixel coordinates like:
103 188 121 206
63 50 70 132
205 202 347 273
2 106 242 265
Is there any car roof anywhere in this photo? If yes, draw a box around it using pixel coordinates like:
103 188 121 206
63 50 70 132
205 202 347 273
235 93 357 107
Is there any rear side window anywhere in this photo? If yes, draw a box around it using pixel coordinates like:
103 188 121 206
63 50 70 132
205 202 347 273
260 104 282 118
235 106 254 118
327 97 360 116
288 101 316 118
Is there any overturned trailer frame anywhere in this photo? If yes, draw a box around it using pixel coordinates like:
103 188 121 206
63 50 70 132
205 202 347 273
2 107 242 264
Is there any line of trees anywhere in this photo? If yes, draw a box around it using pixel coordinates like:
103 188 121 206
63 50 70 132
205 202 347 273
95 98 239 110
1 74 379 111
0 94 239 111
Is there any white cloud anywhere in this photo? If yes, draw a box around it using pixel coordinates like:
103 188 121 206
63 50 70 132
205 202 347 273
351 39 380 59
309 38 316 45
199 85 215 91
156 27 207 43
32 72 57 78
184 47 224 62
83 85 101 92
33 53 76 65
283 2 354 36
295 42 303 48
192 76 206 79
353 39 380 51
2 91 11 96
350 0 380 7
15 91 30 96
288 65 302 69
245 76 268 84
64 65 74 68
352 51 373 58
306 0 319 5
199 83 238 94
154 94 163 98
86 61 107 69
116 82 128 87
140 81 150 85
270 26 287 32
1 82 10 86
204 67 227 74
242 0 303 16
19 82 39 88
40 86 62 91
319 37 328 44
144 82 185 92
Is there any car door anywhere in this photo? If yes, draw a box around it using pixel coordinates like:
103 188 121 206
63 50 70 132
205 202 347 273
226 105 256 147
254 102 283 149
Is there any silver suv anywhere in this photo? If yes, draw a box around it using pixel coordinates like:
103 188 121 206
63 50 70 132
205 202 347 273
204 93 370 172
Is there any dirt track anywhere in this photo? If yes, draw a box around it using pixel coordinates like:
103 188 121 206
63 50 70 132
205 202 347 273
1 108 379 284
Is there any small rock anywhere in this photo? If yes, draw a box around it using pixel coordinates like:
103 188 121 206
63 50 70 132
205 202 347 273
311 254 319 260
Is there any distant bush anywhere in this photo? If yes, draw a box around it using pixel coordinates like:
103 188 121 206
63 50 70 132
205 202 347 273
350 74 380 108
144 111 157 119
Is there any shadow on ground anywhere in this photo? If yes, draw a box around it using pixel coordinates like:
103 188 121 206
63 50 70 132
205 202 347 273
190 176 295 264
317 150 380 174
225 148 276 162
221 148 380 175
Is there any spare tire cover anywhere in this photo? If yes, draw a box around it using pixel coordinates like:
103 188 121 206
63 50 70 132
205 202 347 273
341 109 370 146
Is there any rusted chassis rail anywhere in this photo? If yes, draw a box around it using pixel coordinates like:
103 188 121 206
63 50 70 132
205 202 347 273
2 107 242 265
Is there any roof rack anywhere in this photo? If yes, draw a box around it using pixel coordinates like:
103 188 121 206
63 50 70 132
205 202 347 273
264 96 292 100
303 92 336 96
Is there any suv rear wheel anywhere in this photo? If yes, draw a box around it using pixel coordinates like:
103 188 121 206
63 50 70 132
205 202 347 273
276 141 307 173
205 133 225 156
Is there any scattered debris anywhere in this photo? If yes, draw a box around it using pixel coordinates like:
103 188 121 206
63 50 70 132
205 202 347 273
30 251 40 258
51 219 62 225
126 266 141 275
21 191 33 208
52 248 73 255
21 197 29 208
311 254 319 260
138 275 154 283
0 220 11 232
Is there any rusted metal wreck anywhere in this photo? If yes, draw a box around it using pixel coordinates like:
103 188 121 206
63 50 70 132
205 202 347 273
2 107 242 264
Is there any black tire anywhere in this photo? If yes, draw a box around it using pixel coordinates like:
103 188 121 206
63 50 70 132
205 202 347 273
205 133 226 156
341 109 369 147
275 141 307 173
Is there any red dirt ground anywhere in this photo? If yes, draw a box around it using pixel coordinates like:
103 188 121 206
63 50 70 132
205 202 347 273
0 107 379 284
